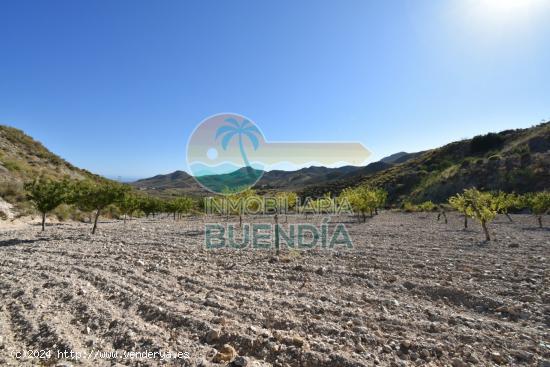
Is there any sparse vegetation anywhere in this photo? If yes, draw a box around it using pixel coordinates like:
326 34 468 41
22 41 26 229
340 186 387 222
403 200 437 213
470 132 504 153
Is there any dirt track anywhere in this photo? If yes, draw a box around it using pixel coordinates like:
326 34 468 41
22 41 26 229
0 212 549 366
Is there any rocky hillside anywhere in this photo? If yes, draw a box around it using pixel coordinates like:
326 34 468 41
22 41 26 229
303 122 550 203
0 125 102 207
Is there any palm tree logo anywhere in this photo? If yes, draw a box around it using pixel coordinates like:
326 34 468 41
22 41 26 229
215 117 261 172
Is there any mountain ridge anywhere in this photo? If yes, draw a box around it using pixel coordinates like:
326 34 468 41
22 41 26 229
132 122 550 202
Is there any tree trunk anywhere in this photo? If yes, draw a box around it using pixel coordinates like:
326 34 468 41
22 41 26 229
538 215 543 228
464 213 468 229
481 220 490 241
41 212 46 232
505 213 513 223
362 212 366 223
443 211 448 224
274 215 280 256
92 209 101 234
124 214 127 225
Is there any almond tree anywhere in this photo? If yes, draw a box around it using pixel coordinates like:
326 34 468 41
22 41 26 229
138 196 164 218
449 194 469 229
275 192 298 222
492 192 518 223
168 196 195 220
71 180 129 234
461 188 497 241
119 192 140 224
373 188 388 215
525 191 550 228
340 186 385 222
24 177 69 231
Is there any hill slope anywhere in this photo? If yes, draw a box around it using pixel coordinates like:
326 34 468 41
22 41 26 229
0 125 102 207
302 122 550 203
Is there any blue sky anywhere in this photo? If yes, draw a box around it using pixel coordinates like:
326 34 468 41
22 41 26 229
1 0 549 180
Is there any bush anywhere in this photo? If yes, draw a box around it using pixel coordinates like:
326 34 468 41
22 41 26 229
470 133 504 153
52 203 72 221
0 181 25 203
402 201 437 212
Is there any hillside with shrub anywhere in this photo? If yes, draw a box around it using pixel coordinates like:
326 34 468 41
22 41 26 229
0 125 104 213
302 122 550 203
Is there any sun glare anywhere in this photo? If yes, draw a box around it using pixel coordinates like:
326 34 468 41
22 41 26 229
470 0 546 22
453 0 549 39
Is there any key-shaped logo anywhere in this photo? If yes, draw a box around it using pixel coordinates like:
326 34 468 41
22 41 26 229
187 113 371 194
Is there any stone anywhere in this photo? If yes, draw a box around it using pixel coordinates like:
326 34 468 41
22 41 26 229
206 329 220 344
213 344 237 363
291 335 305 347
232 356 249 366
451 358 468 367
400 339 412 350
491 352 506 365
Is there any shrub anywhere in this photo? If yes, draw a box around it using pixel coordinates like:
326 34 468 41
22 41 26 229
402 201 436 213
0 181 25 203
470 133 504 153
52 203 72 221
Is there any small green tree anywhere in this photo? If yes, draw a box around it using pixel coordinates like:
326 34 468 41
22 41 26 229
71 180 129 234
449 194 469 229
340 186 383 222
373 188 388 215
525 191 550 228
138 196 164 218
275 191 298 222
492 192 518 223
461 188 497 241
119 193 140 224
170 196 195 220
24 177 69 231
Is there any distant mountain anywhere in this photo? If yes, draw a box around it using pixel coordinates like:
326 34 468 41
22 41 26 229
132 122 550 202
131 152 419 196
132 170 205 196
